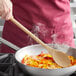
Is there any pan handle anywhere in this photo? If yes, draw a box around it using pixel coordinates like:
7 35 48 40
0 37 20 51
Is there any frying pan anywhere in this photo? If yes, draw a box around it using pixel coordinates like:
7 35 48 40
0 37 76 76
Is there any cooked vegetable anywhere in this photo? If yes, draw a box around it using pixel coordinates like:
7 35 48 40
21 52 76 69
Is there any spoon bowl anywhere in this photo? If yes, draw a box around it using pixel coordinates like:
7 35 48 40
53 50 70 67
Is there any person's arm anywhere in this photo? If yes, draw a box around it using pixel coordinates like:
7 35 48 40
0 0 13 20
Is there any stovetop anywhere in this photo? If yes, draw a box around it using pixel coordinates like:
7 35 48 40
0 53 31 76
0 53 76 76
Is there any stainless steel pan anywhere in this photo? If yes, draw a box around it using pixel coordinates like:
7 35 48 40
0 37 76 76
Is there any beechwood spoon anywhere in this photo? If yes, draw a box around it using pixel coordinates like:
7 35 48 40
10 17 70 67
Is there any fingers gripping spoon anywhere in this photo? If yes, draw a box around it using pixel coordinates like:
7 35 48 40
10 17 70 67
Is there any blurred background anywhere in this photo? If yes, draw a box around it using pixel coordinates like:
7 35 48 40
0 0 76 46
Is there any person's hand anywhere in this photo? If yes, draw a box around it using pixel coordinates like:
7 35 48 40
0 0 13 20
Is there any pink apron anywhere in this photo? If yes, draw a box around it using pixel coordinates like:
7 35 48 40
0 0 75 53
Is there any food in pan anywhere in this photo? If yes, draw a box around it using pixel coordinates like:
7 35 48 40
21 52 76 69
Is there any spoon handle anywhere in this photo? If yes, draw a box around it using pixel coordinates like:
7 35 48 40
10 17 55 55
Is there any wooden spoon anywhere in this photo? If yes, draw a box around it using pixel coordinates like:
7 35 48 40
10 17 70 67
